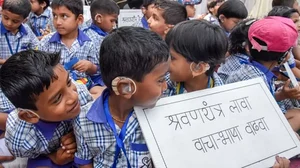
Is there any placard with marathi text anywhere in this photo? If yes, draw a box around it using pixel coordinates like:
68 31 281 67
135 78 300 168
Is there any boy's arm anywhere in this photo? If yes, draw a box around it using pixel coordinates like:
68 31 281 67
5 111 41 158
0 113 8 130
73 114 94 166
0 59 6 65
86 43 100 75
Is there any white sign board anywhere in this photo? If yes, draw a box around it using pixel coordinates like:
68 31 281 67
118 9 143 27
135 78 300 168
83 6 91 23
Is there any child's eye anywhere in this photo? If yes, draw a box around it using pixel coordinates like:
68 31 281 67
171 56 175 60
53 14 57 19
158 78 166 83
63 15 68 19
12 20 19 24
67 79 72 87
53 94 62 104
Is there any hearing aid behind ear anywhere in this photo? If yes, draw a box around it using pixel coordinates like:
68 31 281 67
18 108 40 119
112 77 137 95
190 62 210 72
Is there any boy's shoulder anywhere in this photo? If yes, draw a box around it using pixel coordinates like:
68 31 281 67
225 63 266 84
211 72 224 87
39 32 57 44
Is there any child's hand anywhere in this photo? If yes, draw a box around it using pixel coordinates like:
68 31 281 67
60 131 77 154
50 147 74 165
281 80 300 100
273 156 290 168
40 25 51 37
73 60 93 73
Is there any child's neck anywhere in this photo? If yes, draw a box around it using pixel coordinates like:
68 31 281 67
184 75 209 93
256 60 277 71
34 8 45 16
108 94 134 128
61 30 78 49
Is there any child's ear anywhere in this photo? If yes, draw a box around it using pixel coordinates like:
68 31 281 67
76 14 84 25
94 14 103 24
219 14 225 23
142 7 146 15
190 62 210 77
18 110 39 124
112 77 137 99
41 1 46 9
164 24 174 36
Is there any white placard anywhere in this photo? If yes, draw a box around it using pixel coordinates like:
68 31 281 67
135 78 300 168
118 9 143 27
83 6 91 23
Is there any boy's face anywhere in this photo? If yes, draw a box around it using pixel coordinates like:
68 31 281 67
1 10 25 34
293 0 299 10
98 14 118 33
186 5 196 18
169 48 193 82
219 15 241 32
148 8 170 38
52 6 83 36
210 2 223 16
34 65 80 122
30 0 44 13
290 12 300 31
142 4 155 19
132 61 169 108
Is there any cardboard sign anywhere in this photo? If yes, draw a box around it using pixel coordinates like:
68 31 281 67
118 9 143 27
135 78 300 168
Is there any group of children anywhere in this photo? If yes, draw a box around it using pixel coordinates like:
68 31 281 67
0 0 299 167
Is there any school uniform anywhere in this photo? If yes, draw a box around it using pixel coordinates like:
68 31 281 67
27 7 55 37
38 30 100 88
218 53 250 82
226 61 290 113
204 13 218 25
74 89 152 168
5 82 93 167
164 72 224 97
0 22 39 62
83 24 108 86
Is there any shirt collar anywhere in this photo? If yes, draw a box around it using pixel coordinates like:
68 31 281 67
141 16 149 29
251 61 277 81
48 29 91 46
0 22 28 35
90 24 108 37
34 120 61 140
86 89 109 123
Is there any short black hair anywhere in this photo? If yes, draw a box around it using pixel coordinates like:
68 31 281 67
229 18 257 55
272 0 296 8
165 20 228 76
207 0 224 14
37 0 50 10
100 26 169 90
0 50 61 110
90 0 119 20
249 38 285 63
2 0 31 19
268 6 299 18
51 0 83 18
127 0 143 9
143 0 155 8
155 0 187 25
217 0 248 20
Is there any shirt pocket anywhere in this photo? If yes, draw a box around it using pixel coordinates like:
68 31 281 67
130 143 153 168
